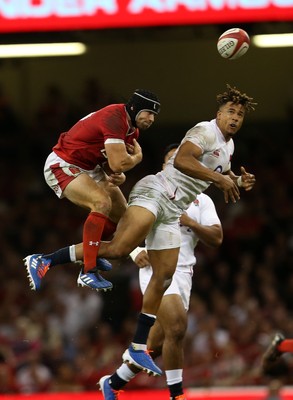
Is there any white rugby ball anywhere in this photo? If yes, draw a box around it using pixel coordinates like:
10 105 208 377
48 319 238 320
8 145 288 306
217 28 250 60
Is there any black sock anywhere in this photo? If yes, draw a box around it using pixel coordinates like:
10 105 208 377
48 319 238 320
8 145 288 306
133 313 156 344
168 382 184 398
44 246 71 267
108 372 127 390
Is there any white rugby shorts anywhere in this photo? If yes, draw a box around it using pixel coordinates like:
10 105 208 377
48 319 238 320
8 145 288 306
128 174 182 250
139 265 193 311
44 152 105 198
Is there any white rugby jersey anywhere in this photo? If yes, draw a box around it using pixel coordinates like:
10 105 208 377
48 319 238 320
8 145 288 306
177 193 221 271
160 118 234 211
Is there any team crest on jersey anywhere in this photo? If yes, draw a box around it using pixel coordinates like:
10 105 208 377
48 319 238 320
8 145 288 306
213 149 220 157
193 199 199 206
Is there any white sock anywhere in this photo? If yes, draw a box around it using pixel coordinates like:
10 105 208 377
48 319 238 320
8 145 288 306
131 342 147 351
166 369 183 385
143 313 156 319
116 364 137 382
69 245 76 262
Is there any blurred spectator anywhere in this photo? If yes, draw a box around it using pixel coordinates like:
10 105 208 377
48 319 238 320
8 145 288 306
79 78 118 115
50 360 83 392
0 352 16 393
265 379 283 400
15 350 52 393
0 84 24 161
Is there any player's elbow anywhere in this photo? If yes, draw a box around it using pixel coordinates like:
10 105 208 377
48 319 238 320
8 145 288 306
107 160 124 174
209 227 223 247
213 236 223 247
173 154 186 173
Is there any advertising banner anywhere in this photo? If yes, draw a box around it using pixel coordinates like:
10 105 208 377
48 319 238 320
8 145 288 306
1 1 293 32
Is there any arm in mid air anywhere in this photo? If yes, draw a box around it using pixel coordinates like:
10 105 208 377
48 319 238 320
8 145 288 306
174 141 240 203
226 166 256 191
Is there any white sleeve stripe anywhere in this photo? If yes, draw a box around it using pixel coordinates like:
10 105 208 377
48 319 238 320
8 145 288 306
105 138 125 144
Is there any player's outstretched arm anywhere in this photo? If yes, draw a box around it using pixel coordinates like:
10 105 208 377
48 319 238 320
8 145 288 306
227 167 256 191
174 141 240 203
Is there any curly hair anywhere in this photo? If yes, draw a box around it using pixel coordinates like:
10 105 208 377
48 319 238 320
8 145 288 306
216 84 257 112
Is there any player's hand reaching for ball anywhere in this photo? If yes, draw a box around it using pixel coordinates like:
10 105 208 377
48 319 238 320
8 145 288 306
238 166 256 191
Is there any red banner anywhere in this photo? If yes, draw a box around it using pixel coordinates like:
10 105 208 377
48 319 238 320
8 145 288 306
0 1 293 33
1 388 293 400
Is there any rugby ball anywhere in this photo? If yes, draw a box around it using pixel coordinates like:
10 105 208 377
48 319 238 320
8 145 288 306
217 28 250 60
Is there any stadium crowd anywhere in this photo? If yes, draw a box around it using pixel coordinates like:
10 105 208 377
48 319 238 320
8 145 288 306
0 81 292 393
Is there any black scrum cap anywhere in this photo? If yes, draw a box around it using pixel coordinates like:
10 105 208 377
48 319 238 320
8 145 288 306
126 89 160 126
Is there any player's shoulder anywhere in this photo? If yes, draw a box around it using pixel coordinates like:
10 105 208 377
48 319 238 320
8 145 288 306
227 137 235 151
97 104 129 131
98 103 125 115
194 120 217 140
197 193 215 207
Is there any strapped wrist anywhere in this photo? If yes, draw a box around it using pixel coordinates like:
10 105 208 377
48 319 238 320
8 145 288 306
237 176 243 187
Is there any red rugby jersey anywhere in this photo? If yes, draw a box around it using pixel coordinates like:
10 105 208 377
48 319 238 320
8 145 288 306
53 104 139 170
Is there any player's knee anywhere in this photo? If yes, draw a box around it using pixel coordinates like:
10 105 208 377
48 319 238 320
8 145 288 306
167 319 186 342
91 195 112 214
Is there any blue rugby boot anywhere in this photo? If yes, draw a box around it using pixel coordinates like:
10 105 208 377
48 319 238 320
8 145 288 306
98 375 122 400
96 257 112 271
122 345 162 376
77 268 113 291
23 254 51 290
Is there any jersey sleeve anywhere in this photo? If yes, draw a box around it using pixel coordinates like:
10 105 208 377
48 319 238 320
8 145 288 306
182 123 216 153
198 194 221 226
99 105 128 142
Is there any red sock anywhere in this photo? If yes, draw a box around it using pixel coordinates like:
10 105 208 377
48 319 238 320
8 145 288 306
278 340 293 353
101 219 117 240
83 212 107 272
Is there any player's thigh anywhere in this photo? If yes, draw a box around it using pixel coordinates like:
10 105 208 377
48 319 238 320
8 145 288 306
63 173 110 210
158 294 187 337
148 248 180 280
110 206 156 253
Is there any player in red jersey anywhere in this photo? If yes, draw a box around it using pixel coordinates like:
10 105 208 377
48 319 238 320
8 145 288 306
23 89 160 292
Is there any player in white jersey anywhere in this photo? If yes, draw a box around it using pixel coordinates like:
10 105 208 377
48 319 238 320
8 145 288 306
95 84 257 377
99 143 223 400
